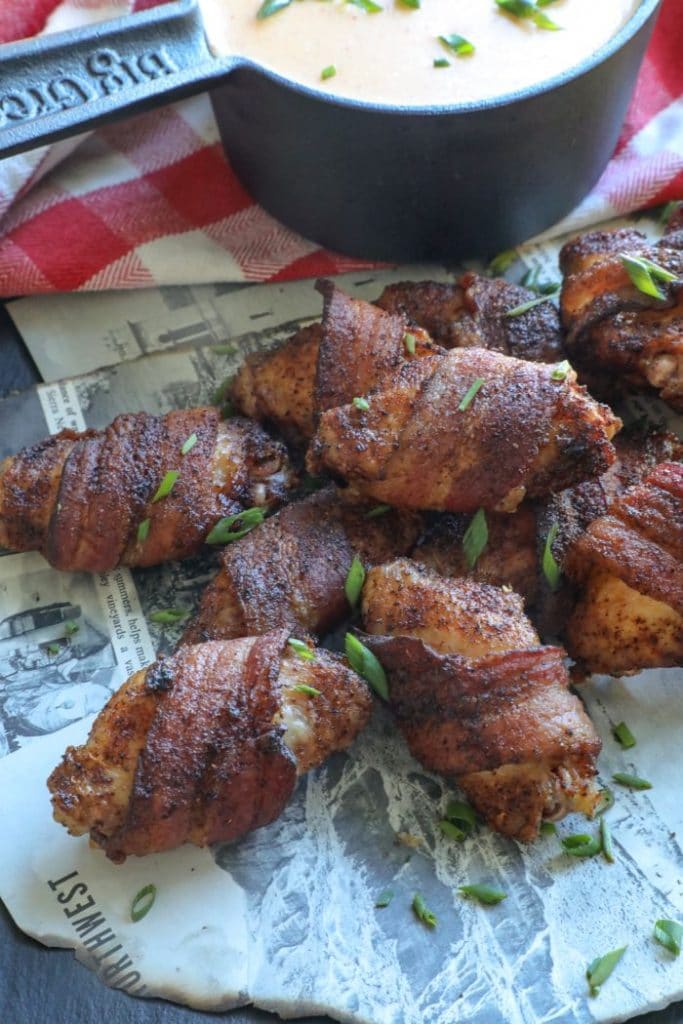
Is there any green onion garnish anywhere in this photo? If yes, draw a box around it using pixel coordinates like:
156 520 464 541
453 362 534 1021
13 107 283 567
344 633 389 700
64 620 79 636
212 343 238 356
365 504 391 518
47 643 60 656
586 946 627 997
438 34 475 56
439 820 468 842
433 58 450 68
403 331 417 355
375 889 394 908
542 522 561 592
660 199 682 225
288 637 316 661
292 683 321 697
257 0 292 18
137 518 151 543
620 253 678 300
412 892 437 927
131 883 157 923
180 433 198 455
151 470 179 503
398 0 420 7
205 507 265 545
551 359 571 381
444 799 477 832
149 608 188 625
459 884 507 905
613 721 636 749
540 821 557 836
595 787 615 815
654 919 683 957
504 289 559 317
463 507 488 570
561 833 602 858
353 396 370 411
521 266 560 294
345 554 366 608
496 0 560 30
458 377 485 412
600 818 615 864
347 0 383 11
612 772 652 790
488 248 517 275
321 65 337 80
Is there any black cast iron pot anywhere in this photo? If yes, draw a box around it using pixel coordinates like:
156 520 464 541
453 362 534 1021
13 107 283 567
0 0 663 261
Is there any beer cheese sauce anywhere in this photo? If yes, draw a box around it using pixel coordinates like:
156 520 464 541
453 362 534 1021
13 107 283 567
200 0 641 106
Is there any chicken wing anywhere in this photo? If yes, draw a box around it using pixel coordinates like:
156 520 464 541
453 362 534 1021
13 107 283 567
182 486 420 644
308 348 620 513
375 272 563 362
564 462 683 676
0 408 293 572
361 559 601 841
48 630 372 861
560 227 683 408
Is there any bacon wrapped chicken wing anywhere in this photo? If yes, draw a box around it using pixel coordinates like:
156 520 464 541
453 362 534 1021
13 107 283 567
48 630 372 861
0 407 293 571
360 559 602 841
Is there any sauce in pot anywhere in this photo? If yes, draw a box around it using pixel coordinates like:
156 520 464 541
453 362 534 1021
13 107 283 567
200 0 641 107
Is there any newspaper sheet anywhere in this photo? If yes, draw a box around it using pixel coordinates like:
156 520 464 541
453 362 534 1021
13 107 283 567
1 218 682 1024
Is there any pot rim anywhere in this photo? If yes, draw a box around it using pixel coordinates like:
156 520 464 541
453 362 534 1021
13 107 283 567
212 0 661 116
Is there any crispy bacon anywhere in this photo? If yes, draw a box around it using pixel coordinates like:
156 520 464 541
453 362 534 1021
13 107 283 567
48 631 372 861
0 408 293 571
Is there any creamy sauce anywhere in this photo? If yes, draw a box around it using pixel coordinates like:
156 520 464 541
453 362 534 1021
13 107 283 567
200 0 641 106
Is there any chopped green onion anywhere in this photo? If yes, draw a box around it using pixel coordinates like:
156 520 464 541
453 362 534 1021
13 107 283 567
398 0 420 7
542 522 562 592
595 787 615 815
660 200 682 225
292 683 321 697
375 889 394 908
439 820 468 842
438 34 475 56
149 608 188 625
433 57 450 68
344 633 389 700
288 637 316 661
458 377 485 412
205 507 265 545
521 266 560 294
536 0 560 5
131 883 157 923
504 289 559 317
403 331 417 355
488 248 517 275
257 0 292 18
586 946 627 997
459 884 507 906
463 508 488 570
212 343 238 356
47 643 60 656
412 892 437 927
540 821 557 836
561 833 602 858
551 359 571 381
620 253 678 300
365 504 391 518
444 799 477 832
321 65 337 80
613 721 636 749
654 919 683 957
495 0 560 30
345 554 366 608
347 0 383 11
180 432 198 455
151 470 179 503
353 396 370 411
64 620 79 636
600 817 615 864
220 400 234 419
612 772 652 790
137 518 151 543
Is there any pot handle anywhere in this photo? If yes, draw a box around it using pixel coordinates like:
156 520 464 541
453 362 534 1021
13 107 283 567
0 0 229 158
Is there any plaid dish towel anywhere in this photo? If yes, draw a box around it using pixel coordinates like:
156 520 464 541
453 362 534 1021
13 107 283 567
0 0 680 296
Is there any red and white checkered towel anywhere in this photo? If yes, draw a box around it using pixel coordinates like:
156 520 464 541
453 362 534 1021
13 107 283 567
0 0 681 296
